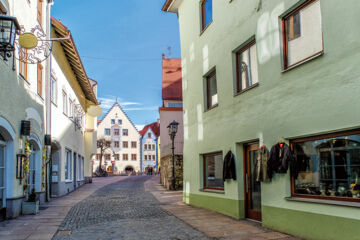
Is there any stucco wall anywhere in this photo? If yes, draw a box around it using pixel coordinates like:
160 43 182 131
175 0 360 230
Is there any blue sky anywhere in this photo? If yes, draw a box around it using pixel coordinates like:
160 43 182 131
52 0 181 130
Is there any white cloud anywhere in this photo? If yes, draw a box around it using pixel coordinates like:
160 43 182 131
98 95 142 111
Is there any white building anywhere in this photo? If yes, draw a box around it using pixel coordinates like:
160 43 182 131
49 18 99 197
94 103 141 174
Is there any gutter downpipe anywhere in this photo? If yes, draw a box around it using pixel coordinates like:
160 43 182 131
45 0 54 202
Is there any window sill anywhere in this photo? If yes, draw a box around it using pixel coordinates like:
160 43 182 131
200 188 225 194
234 82 259 97
200 21 213 36
285 197 360 208
282 51 324 73
205 104 218 112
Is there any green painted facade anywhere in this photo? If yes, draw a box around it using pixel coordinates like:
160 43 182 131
166 0 360 239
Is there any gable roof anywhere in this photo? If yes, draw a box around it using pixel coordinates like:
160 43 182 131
98 102 139 134
139 122 160 137
51 17 98 105
162 55 182 101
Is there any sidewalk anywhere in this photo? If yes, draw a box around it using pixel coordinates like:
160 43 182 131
145 176 300 240
0 176 127 240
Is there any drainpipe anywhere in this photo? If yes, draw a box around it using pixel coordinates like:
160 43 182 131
45 0 54 202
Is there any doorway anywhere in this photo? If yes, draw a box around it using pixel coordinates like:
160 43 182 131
28 143 38 195
244 143 261 221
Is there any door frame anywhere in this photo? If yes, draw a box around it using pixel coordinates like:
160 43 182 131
0 140 6 209
243 142 261 221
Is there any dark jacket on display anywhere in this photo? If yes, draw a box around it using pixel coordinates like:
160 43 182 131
223 150 236 181
268 142 294 179
254 147 271 182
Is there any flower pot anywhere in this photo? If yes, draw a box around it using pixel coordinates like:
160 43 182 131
22 201 39 215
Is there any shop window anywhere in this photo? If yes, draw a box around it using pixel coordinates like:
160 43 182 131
203 152 224 190
291 130 360 201
114 129 120 136
123 141 128 148
235 39 259 93
131 141 137 148
123 154 128 161
282 0 323 70
205 69 218 110
201 0 212 31
123 129 128 136
131 154 137 161
105 128 110 136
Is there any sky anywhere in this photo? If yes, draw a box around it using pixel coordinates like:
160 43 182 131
52 0 181 130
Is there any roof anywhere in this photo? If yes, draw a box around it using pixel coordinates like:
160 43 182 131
162 55 182 101
162 0 174 11
139 122 160 137
51 17 98 105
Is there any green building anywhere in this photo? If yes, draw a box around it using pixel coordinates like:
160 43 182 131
162 0 360 239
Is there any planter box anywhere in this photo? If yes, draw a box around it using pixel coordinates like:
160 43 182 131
22 201 39 215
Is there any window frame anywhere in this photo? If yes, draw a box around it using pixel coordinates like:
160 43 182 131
131 141 137 148
203 151 224 191
281 0 324 71
123 141 128 148
114 141 119 148
200 0 213 32
205 69 218 111
131 154 137 161
123 129 128 136
123 154 128 161
290 129 360 203
235 39 259 94
65 149 72 181
50 75 57 105
105 128 111 136
62 91 68 116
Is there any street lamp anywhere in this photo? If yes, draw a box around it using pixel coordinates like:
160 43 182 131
0 15 20 60
167 120 179 190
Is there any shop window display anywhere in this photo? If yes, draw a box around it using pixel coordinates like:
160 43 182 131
292 131 360 200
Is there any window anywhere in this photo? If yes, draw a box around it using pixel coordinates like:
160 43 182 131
131 154 137 161
114 141 119 148
96 154 101 160
167 102 183 108
37 63 43 97
114 129 120 136
115 154 120 160
144 144 148 150
50 76 57 105
62 91 68 115
291 130 360 202
105 154 110 160
205 69 218 110
37 0 43 25
105 141 111 148
203 152 224 190
111 119 115 124
123 129 128 136
65 149 72 181
282 0 323 70
69 99 74 118
19 50 28 80
123 141 128 148
201 0 212 31
123 154 128 161
152 144 155 150
131 141 137 148
235 40 259 93
105 128 111 135
152 155 155 160
148 133 151 138
118 119 122 125
145 155 147 161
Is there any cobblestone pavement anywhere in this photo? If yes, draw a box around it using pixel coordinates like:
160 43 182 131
53 176 211 240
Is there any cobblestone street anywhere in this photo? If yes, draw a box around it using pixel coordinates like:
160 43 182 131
53 176 210 240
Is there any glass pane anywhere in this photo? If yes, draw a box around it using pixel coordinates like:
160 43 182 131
205 154 223 189
250 44 259 85
0 146 4 168
294 134 360 199
207 73 217 107
250 150 261 211
204 0 212 28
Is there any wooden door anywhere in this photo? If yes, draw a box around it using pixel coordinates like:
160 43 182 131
244 143 262 221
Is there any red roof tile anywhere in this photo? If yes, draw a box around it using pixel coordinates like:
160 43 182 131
162 55 182 101
140 122 160 137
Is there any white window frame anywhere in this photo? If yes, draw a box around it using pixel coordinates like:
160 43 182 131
65 149 72 181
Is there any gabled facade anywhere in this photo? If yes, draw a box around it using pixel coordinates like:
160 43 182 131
163 0 360 239
49 17 99 197
139 122 160 173
94 103 141 174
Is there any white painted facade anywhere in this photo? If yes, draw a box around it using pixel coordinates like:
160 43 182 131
94 103 141 174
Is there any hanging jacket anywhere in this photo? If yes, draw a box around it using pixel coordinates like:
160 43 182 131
223 150 236 181
268 143 294 179
254 147 271 182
